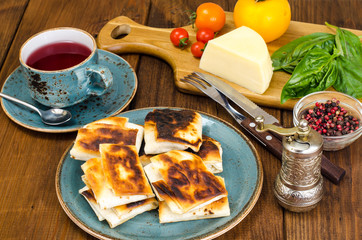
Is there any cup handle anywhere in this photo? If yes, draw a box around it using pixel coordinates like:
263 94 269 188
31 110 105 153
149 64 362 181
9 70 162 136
86 64 113 96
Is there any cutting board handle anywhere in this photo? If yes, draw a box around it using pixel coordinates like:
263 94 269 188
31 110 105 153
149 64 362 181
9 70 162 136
98 16 180 67
97 16 209 94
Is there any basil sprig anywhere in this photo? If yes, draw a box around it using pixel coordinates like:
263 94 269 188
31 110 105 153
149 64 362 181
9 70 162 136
280 48 340 104
272 23 362 104
332 24 362 97
272 32 335 74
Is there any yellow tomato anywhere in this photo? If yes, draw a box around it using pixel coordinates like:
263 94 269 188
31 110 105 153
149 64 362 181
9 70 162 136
233 0 291 43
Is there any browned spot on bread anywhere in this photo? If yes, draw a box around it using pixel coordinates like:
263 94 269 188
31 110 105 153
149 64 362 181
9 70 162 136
80 189 96 202
101 145 153 196
81 158 106 199
78 127 138 152
152 150 227 212
153 179 180 201
126 199 146 209
145 109 202 148
197 136 219 159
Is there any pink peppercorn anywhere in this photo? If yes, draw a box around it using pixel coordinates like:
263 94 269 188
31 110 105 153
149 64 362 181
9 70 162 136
301 99 360 136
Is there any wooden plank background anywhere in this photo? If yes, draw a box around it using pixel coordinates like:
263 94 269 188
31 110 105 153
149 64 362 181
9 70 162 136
0 0 360 239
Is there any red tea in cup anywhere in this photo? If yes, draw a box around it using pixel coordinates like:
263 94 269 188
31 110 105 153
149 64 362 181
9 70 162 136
26 41 92 71
20 27 113 108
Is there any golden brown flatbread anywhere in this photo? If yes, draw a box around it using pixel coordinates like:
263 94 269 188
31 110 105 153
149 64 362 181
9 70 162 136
79 186 106 221
159 196 229 223
139 154 153 167
195 135 223 173
82 158 140 209
144 109 203 154
87 116 129 127
147 150 228 214
79 186 158 228
81 144 155 209
70 116 144 160
112 198 158 225
99 144 154 197
158 178 230 223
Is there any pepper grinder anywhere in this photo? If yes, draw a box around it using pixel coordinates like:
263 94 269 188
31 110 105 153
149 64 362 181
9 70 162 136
255 116 324 212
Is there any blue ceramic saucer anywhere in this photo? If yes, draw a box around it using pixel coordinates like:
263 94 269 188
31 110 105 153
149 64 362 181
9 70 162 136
0 49 137 133
56 107 263 240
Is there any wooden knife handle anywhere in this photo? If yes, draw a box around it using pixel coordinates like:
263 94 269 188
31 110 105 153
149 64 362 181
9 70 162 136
320 154 345 184
240 118 345 185
240 118 284 159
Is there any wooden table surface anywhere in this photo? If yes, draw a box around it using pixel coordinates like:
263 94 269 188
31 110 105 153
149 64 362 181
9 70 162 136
0 0 360 239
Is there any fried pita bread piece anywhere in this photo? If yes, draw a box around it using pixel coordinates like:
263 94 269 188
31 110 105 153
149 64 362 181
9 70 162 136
144 109 203 154
79 186 158 228
143 162 164 201
145 150 228 214
70 116 143 160
87 116 129 126
158 177 230 223
81 158 149 209
159 196 229 223
100 144 154 197
79 185 106 221
81 144 155 209
139 154 153 167
195 135 223 173
111 198 158 226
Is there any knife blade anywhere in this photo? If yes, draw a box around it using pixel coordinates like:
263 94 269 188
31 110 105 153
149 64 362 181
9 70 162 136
195 72 279 124
190 72 345 185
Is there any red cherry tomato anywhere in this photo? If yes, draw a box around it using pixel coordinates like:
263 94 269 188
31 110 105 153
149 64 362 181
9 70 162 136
191 41 205 58
170 28 189 48
196 28 215 43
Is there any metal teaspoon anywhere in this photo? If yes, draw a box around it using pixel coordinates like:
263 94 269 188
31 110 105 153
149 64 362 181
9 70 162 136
0 92 72 125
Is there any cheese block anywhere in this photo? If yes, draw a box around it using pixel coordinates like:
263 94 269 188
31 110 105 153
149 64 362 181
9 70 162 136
199 26 273 94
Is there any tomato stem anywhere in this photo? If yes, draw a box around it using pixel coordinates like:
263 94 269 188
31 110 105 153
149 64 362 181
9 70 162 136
188 11 197 28
201 42 208 52
255 0 266 2
179 38 188 49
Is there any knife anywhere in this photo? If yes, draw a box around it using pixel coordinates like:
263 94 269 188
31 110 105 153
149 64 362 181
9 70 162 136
195 72 279 125
192 72 346 185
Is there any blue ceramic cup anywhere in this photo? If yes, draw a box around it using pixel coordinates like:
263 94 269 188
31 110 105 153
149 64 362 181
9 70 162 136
19 27 113 108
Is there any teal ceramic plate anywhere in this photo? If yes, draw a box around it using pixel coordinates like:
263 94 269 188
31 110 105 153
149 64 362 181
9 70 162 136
56 107 263 240
0 49 137 133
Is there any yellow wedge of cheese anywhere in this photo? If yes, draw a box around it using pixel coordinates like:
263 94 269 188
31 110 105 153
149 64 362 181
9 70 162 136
199 26 273 94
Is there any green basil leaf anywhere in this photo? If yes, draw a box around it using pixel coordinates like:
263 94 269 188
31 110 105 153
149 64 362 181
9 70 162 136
334 25 362 57
272 32 335 73
281 48 339 104
334 56 362 99
332 26 362 98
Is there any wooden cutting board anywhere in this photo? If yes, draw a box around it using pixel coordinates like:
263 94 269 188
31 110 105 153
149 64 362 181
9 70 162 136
97 12 362 109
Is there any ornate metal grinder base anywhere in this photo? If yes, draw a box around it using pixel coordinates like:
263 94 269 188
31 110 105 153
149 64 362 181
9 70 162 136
255 116 324 212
